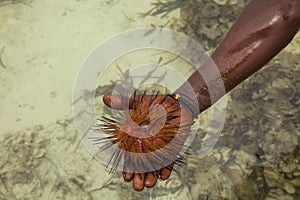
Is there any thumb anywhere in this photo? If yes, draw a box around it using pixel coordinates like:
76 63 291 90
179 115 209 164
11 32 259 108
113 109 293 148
103 94 133 110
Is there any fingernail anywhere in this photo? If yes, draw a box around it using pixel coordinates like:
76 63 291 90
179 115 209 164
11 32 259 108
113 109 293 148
103 95 111 106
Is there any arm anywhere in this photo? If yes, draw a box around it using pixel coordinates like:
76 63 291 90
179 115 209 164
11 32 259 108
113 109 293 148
103 0 300 191
176 0 300 113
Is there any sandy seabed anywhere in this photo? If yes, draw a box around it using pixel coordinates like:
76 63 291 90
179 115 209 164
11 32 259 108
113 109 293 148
0 0 300 199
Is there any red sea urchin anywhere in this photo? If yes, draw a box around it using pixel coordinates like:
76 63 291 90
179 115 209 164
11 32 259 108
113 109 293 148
93 90 192 174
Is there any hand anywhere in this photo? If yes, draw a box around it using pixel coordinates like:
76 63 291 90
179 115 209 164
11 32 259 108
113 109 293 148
102 93 194 191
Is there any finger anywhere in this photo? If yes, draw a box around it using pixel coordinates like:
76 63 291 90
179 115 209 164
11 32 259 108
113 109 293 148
132 173 145 191
159 164 174 180
122 171 134 182
144 172 158 188
103 95 132 110
123 154 134 182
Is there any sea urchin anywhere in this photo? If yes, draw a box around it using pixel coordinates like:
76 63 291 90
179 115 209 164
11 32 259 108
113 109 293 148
93 90 192 174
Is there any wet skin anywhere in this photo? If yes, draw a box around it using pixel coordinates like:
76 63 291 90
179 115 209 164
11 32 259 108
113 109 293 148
103 0 300 191
177 0 300 112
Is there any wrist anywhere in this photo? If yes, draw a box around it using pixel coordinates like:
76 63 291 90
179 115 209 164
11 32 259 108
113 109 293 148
168 93 199 123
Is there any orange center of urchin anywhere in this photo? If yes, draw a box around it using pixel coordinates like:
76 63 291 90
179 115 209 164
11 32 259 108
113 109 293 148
112 100 179 153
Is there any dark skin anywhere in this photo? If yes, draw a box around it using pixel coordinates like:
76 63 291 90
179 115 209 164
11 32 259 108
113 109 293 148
103 0 300 191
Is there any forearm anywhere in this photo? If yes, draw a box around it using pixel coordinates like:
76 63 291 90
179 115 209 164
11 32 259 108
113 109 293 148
176 0 300 113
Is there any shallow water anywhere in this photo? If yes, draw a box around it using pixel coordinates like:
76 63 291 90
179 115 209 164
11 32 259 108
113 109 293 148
0 0 299 199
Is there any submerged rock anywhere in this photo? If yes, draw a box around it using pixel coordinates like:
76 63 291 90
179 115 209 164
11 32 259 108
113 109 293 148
282 182 296 195
213 0 227 5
